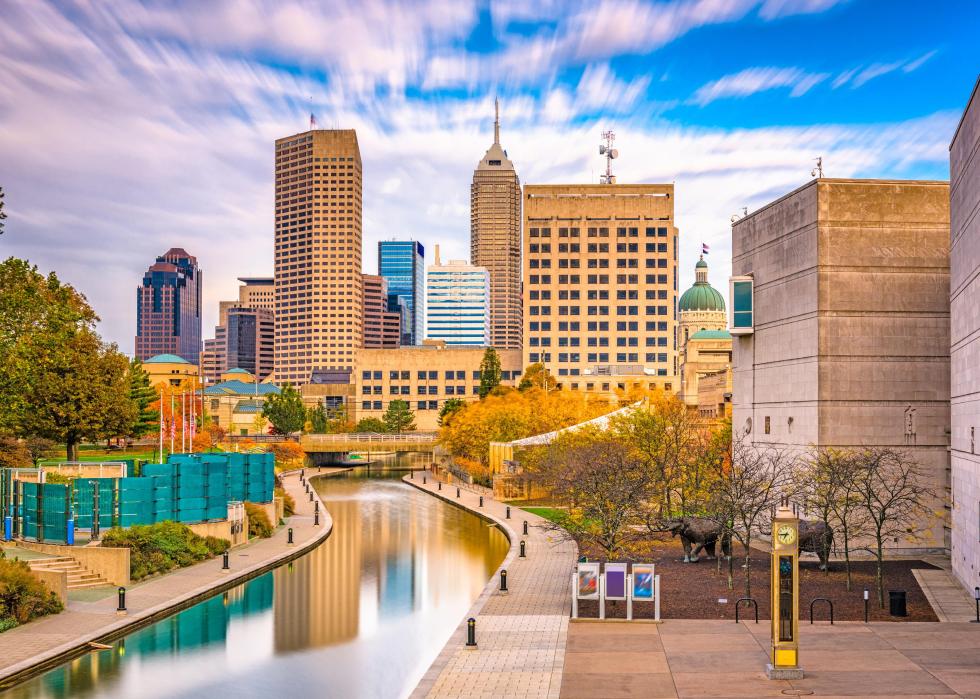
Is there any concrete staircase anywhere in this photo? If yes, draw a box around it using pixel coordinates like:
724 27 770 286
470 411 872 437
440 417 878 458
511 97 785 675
28 556 109 589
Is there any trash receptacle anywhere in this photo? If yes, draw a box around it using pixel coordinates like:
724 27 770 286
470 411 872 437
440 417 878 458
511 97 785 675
888 590 907 617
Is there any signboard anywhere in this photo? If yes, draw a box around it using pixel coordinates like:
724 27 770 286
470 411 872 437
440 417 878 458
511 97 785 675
605 563 627 600
576 563 600 600
632 564 655 601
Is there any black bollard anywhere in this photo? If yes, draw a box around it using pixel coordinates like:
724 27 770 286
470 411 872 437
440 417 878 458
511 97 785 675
456 487 461 498
479 496 483 507
438 481 442 491
500 569 508 593
520 540 526 558
466 618 477 647
117 586 126 612
506 506 511 519
973 588 980 623
423 476 427 485
863 589 869 623
222 551 230 570
309 491 314 502
523 520 528 535
315 501 319 513
410 470 414 480
288 527 294 544
314 511 320 526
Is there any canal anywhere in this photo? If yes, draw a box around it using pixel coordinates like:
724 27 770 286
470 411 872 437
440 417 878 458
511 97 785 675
3 467 509 699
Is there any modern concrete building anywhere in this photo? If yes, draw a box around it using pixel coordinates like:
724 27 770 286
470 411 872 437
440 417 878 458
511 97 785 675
202 277 276 384
950 78 980 593
378 240 424 345
471 100 522 350
274 129 363 384
731 178 950 552
203 373 280 436
678 256 731 407
425 247 490 347
362 274 401 349
142 353 199 389
522 183 679 394
135 248 202 364
236 276 275 311
353 343 522 431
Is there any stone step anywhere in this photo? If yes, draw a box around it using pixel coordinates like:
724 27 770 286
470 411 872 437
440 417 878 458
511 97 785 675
68 580 111 590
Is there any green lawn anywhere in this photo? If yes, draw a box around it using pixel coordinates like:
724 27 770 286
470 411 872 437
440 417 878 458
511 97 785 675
520 507 568 524
40 448 162 465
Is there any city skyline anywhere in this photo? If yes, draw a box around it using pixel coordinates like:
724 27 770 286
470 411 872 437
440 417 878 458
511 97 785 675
0 0 976 351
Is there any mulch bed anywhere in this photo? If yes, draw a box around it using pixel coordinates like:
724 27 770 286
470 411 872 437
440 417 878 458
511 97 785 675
573 534 939 622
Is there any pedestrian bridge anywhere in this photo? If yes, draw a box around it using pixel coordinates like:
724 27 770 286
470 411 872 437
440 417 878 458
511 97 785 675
300 432 438 455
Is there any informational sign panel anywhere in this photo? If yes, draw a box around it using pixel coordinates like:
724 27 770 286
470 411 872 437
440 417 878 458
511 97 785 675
605 563 627 600
576 563 600 600
632 564 655 600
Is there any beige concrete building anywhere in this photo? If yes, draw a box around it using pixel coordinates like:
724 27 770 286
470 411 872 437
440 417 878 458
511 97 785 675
274 129 363 384
678 256 730 407
731 178 950 552
697 367 732 419
202 277 276 385
203 371 279 436
362 274 401 349
523 183 679 395
142 353 199 389
471 100 522 350
950 77 980 593
352 343 522 431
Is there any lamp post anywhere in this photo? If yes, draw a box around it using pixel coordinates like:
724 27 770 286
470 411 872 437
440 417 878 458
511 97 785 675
972 587 980 623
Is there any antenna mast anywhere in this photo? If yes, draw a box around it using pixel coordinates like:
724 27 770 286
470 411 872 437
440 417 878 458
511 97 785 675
598 130 618 184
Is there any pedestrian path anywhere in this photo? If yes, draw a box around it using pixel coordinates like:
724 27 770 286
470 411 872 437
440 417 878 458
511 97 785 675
913 568 978 622
0 469 331 687
405 472 579 699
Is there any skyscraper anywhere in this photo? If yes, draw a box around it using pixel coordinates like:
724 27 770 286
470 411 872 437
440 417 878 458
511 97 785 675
378 240 424 345
471 100 521 350
135 247 202 364
274 129 363 384
426 247 490 347
362 274 401 349
202 277 275 384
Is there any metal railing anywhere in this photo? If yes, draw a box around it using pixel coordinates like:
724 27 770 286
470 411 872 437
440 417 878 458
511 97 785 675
303 432 437 444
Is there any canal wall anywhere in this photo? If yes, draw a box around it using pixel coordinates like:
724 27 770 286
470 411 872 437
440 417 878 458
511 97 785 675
0 468 333 689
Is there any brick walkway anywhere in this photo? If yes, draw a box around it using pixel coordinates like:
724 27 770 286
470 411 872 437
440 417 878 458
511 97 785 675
405 473 579 699
0 469 331 687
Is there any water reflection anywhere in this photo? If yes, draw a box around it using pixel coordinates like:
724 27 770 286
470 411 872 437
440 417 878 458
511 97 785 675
3 470 507 699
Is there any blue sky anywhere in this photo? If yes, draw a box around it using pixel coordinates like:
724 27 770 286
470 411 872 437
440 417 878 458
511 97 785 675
1 0 977 350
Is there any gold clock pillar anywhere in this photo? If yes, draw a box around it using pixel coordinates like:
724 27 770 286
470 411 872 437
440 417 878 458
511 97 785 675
767 502 804 680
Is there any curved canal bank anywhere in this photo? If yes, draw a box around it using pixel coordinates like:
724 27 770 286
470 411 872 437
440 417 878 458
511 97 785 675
1 468 508 698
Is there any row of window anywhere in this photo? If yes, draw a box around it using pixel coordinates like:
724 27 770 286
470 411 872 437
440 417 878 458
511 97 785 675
529 289 670 300
528 258 670 269
529 336 669 347
528 274 671 285
527 227 670 238
361 400 442 411
528 352 669 364
528 305 671 316
528 243 669 254
362 385 480 396
529 321 671 332
360 369 521 381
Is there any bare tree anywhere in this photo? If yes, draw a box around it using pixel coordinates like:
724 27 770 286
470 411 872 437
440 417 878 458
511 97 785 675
819 448 871 590
851 447 935 607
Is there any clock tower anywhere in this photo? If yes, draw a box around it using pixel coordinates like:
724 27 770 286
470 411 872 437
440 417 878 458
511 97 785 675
768 500 803 679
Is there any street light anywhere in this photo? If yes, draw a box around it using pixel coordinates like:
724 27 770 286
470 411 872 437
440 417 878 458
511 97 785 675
972 587 979 623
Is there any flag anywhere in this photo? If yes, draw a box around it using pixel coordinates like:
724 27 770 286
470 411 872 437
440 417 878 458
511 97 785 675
701 243 710 254
310 112 318 129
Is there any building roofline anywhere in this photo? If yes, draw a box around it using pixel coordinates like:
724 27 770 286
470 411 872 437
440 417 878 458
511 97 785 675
237 276 273 285
951 74 980 150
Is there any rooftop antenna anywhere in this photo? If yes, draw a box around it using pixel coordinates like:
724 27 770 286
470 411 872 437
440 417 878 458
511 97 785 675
811 156 823 178
494 97 500 145
309 95 317 131
598 130 618 184
730 207 748 223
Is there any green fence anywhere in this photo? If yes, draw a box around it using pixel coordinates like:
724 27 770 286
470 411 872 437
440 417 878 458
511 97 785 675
19 481 71 544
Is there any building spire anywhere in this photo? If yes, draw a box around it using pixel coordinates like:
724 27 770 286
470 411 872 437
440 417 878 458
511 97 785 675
494 97 500 145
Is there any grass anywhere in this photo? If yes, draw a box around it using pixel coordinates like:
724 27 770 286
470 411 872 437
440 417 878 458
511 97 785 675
39 448 162 465
521 507 568 524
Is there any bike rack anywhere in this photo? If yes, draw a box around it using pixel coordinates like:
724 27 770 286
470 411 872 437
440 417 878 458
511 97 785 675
809 597 834 625
735 597 758 623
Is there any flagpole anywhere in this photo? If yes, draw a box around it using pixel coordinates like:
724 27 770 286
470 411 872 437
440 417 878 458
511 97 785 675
170 391 175 454
159 386 164 461
181 391 186 453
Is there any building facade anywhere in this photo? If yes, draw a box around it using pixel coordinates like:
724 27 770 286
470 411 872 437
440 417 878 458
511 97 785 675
950 78 980 593
135 248 202 364
522 183 679 394
226 306 274 379
274 129 363 384
142 353 199 389
362 274 401 349
678 256 730 407
731 178 950 552
426 248 490 347
378 240 424 346
471 100 522 350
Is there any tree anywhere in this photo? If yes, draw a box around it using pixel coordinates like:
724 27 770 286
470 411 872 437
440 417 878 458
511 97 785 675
261 384 306 435
851 447 935 608
355 417 387 433
0 436 31 469
382 399 416 433
478 348 502 398
438 398 466 426
128 359 159 438
25 437 57 466
518 363 556 392
0 187 6 235
307 402 329 434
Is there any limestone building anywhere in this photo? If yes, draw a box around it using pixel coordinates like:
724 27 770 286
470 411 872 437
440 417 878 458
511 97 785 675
362 274 401 349
201 277 275 384
731 178 950 552
471 100 522 350
950 78 980 593
274 129 363 384
522 183 679 395
678 256 730 407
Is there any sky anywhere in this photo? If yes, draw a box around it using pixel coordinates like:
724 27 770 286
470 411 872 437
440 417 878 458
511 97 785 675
1 0 977 352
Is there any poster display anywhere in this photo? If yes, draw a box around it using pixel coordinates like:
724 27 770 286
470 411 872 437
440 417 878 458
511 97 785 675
605 562 627 600
576 562 600 599
631 564 656 600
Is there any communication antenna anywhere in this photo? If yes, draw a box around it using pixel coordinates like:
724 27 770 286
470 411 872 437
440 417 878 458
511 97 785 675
598 130 618 184
730 207 748 223
811 156 823 178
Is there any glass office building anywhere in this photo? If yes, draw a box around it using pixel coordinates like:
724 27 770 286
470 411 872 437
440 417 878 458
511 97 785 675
378 240 424 345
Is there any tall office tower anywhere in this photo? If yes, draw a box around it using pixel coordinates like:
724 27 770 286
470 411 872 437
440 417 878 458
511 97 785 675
378 240 424 345
226 306 275 379
274 129 363 384
471 100 522 350
426 246 490 347
522 184 680 394
362 274 401 349
237 277 275 310
135 248 202 364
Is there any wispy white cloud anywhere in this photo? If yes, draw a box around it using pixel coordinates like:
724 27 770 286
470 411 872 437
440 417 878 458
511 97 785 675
690 67 828 105
834 49 938 89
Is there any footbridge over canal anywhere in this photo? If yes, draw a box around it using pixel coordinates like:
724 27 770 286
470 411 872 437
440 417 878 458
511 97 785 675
300 432 438 466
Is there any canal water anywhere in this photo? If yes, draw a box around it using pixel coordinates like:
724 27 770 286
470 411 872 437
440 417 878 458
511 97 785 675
3 467 508 699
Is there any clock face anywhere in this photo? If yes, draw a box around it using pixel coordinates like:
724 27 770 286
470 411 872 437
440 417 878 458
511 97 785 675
776 524 797 545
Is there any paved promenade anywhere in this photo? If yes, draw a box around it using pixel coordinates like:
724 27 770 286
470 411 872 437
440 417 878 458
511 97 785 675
405 473 580 699
0 469 331 687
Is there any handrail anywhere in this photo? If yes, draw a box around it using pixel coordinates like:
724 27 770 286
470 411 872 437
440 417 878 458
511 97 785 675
735 597 758 624
302 433 437 443
809 597 834 624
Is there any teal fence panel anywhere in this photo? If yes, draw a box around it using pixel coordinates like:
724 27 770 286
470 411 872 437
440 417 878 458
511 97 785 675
20 482 68 543
21 482 38 540
72 479 117 530
119 477 155 527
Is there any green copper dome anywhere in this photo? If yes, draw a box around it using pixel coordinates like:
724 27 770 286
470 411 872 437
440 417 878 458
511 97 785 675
679 256 725 312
